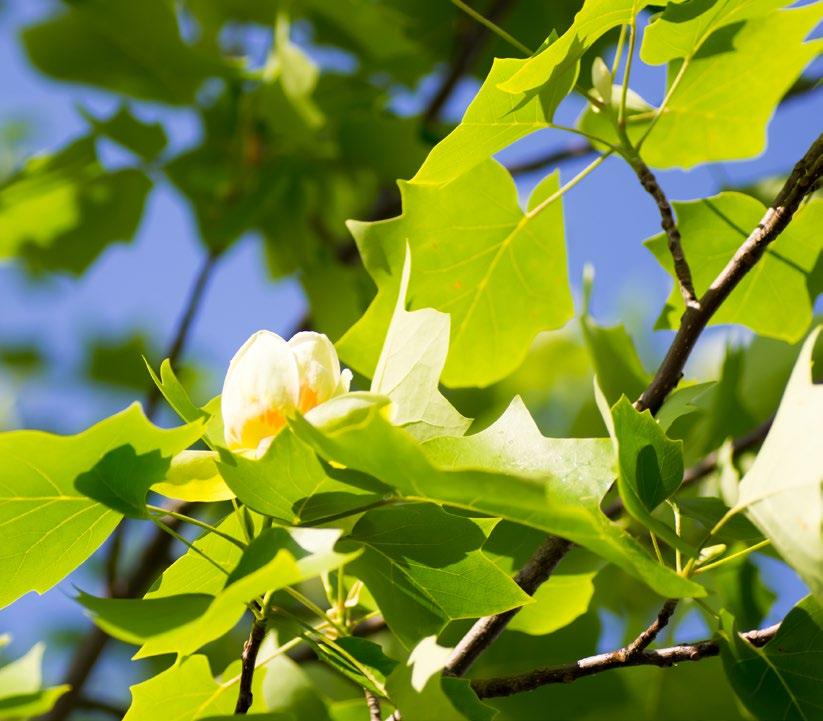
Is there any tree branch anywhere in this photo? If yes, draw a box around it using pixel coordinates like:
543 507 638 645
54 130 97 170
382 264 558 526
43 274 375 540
444 537 572 676
471 621 780 698
144 248 222 417
637 131 823 414
629 158 697 306
440 134 822 683
364 690 383 721
621 598 679 660
235 617 268 713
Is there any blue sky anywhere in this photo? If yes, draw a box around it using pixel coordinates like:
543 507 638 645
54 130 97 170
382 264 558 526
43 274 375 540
0 0 819 690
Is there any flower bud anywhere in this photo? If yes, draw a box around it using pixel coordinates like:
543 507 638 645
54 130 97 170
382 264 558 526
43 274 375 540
221 329 351 452
289 331 352 412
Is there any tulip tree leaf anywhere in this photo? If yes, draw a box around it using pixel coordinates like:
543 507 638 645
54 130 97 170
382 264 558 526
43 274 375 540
82 105 167 160
370 248 471 440
152 450 235 503
73 445 171 518
338 161 572 387
386 637 496 721
0 404 204 609
639 4 822 168
0 137 151 275
718 596 823 720
499 0 643 95
608 398 691 554
146 513 254 599
640 0 788 65
293 394 704 599
646 194 820 343
218 428 388 525
581 313 650 406
342 503 532 647
123 655 237 721
22 0 220 104
409 58 559 187
82 527 356 658
0 643 70 719
733 329 823 600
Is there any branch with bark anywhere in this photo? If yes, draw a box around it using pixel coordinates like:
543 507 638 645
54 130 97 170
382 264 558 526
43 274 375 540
442 131 822 682
628 158 697 306
471 622 780 698
637 131 823 414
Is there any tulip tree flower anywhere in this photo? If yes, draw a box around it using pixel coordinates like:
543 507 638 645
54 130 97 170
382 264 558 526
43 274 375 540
221 330 352 453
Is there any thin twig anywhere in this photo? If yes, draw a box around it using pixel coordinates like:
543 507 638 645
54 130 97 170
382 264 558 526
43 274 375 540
637 132 823 414
439 136 823 681
144 248 221 417
471 622 780 697
364 689 383 721
235 617 268 713
445 416 772 679
629 158 697 306
621 598 679 660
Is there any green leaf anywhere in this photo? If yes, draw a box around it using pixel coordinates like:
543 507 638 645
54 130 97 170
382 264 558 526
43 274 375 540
293 394 704 599
82 104 167 160
23 0 219 105
123 655 237 721
147 512 253 599
580 314 650 406
507 549 602 635
609 397 691 553
409 58 556 187
641 0 788 65
85 527 355 658
733 328 823 600
307 636 397 696
646 194 820 343
370 248 471 440
386 637 496 721
0 137 151 275
0 643 69 719
338 162 572 387
498 0 642 96
76 591 214 647
145 358 210 428
74 445 170 517
342 503 531 647
718 596 823 721
152 450 235 503
640 4 822 168
0 403 203 609
656 382 714 432
676 497 763 545
260 642 331 720
218 429 389 525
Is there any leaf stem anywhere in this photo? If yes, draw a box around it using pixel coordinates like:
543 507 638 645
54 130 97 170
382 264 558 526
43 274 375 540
146 505 247 549
232 498 253 544
450 0 532 56
149 516 230 577
611 24 628 76
285 587 346 634
618 14 637 127
526 151 613 218
695 539 772 574
297 497 397 527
